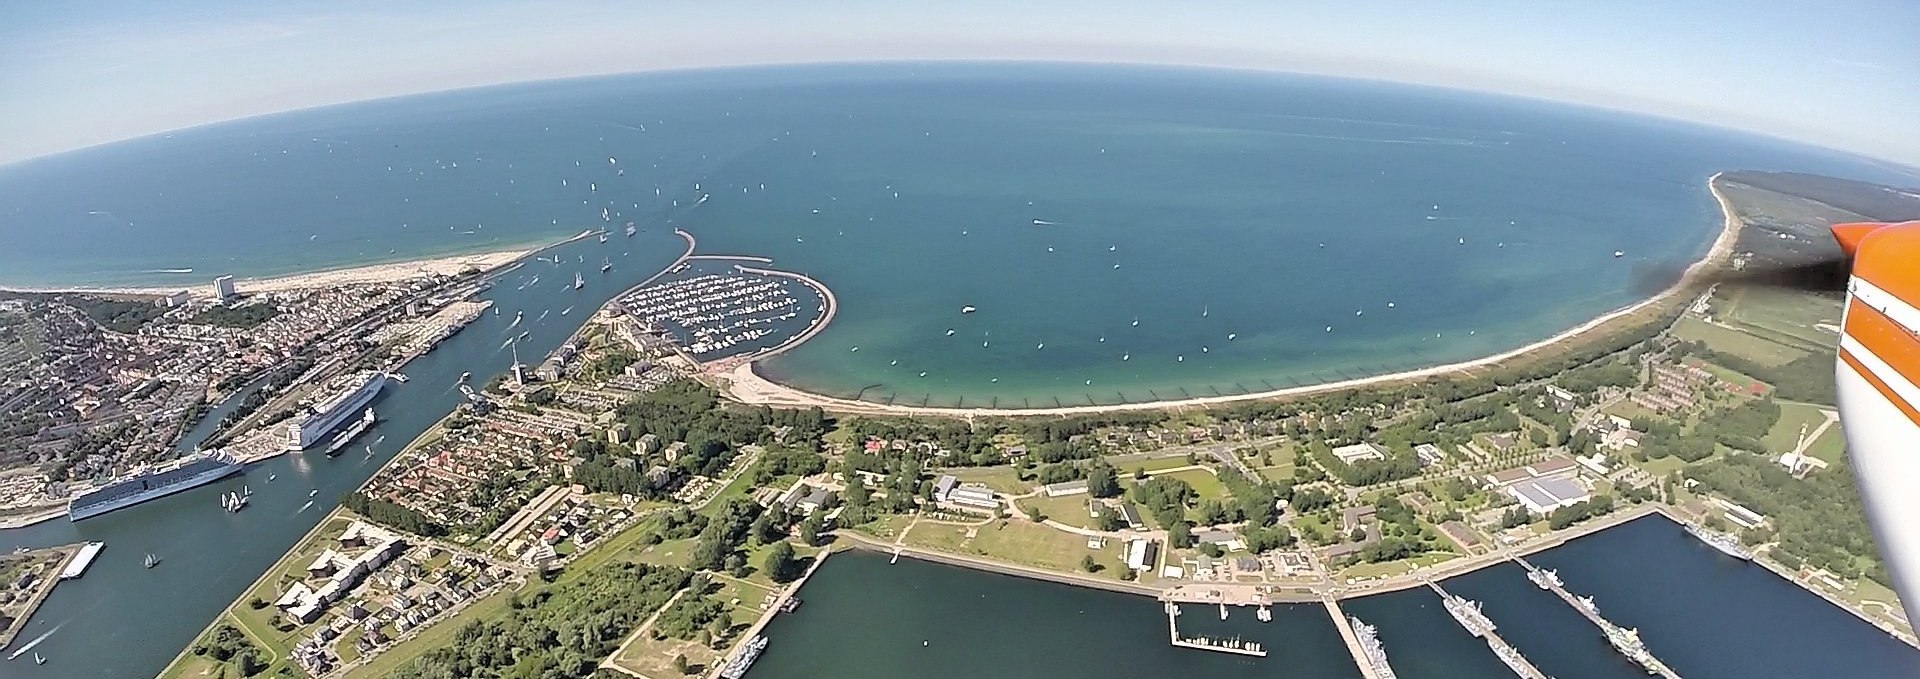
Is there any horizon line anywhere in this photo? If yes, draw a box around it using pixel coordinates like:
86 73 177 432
4 58 1917 176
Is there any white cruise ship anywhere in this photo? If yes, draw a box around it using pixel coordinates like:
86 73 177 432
69 450 243 521
284 372 388 450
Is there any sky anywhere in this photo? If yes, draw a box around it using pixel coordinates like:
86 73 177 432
3 0 1918 167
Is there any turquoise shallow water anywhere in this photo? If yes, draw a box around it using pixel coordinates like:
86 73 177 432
0 62 1909 406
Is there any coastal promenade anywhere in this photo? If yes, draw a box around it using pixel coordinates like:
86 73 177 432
717 173 1745 417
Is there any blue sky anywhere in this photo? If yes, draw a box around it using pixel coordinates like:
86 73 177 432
3 0 1917 166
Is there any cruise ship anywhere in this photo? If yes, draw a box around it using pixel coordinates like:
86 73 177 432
68 450 243 521
284 372 388 450
1684 523 1754 561
1349 617 1399 679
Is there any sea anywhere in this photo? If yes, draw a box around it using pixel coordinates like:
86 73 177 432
1 62 1914 408
0 63 1916 677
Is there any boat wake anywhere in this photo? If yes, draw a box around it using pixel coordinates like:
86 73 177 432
142 268 195 274
6 622 61 660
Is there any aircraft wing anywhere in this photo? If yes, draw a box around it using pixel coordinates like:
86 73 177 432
1832 220 1920 609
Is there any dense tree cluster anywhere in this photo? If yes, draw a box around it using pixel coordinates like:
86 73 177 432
343 491 447 537
192 303 281 329
61 295 165 333
1546 495 1616 530
1691 453 1884 584
192 624 266 676
390 562 690 679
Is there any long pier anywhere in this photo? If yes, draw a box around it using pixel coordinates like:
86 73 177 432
1426 581 1549 679
1515 557 1683 678
1324 599 1386 679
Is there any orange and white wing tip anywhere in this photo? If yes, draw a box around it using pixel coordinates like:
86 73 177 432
1831 220 1920 611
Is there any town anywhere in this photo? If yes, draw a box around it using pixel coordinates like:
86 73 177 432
158 173 1909 679
0 265 501 527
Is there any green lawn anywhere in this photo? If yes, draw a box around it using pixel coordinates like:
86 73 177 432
1254 463 1296 483
945 466 1034 495
1017 494 1103 529
1672 316 1810 366
1764 403 1832 454
1339 552 1459 580
1697 360 1770 394
1719 287 1843 352
1120 456 1200 474
905 520 1126 578
1638 455 1690 478
1152 468 1228 500
1805 425 1848 464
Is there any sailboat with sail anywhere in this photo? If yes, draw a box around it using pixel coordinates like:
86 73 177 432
144 553 159 569
573 272 585 289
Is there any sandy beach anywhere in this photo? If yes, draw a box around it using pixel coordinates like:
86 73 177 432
0 248 538 298
716 173 1745 417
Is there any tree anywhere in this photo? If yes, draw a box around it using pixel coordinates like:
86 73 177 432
1081 554 1099 572
1349 527 1367 543
799 513 823 546
1169 522 1194 548
764 541 801 583
752 514 783 544
1199 543 1224 558
673 654 690 675
1087 464 1121 498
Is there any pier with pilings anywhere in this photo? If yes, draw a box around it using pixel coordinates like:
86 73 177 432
1516 557 1684 678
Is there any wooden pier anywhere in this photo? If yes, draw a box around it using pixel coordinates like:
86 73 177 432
1515 557 1684 679
1426 581 1549 679
1163 602 1268 657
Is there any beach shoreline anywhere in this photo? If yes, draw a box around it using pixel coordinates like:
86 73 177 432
0 232 597 298
714 173 1743 416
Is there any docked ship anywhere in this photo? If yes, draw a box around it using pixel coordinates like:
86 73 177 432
1349 617 1399 679
68 450 243 521
1491 642 1533 677
1605 626 1661 674
1528 568 1563 590
718 634 767 679
322 409 378 457
1443 595 1496 638
284 372 388 450
1684 523 1754 561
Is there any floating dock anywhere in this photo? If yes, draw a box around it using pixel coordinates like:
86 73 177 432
1515 557 1684 678
1428 581 1549 679
59 541 104 579
1165 602 1268 656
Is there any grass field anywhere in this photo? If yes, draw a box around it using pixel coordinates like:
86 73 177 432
1638 455 1690 478
1116 456 1198 474
1764 403 1833 454
1672 316 1810 366
1718 287 1843 352
1152 468 1228 500
1339 553 1458 580
1017 494 1101 529
159 515 355 679
945 466 1034 495
1254 463 1296 483
905 520 1126 578
1805 425 1847 464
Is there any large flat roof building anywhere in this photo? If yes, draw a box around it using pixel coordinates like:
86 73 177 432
1508 477 1591 515
1332 442 1388 464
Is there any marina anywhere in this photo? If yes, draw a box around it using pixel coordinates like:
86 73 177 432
616 260 825 361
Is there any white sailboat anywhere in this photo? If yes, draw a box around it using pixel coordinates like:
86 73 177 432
573 272 585 289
